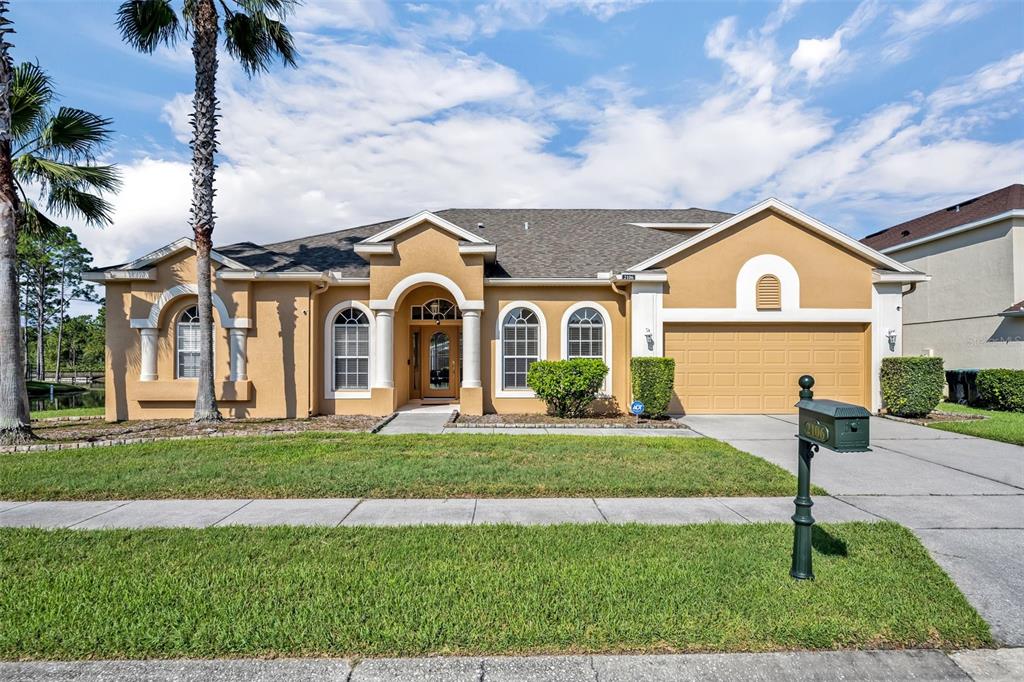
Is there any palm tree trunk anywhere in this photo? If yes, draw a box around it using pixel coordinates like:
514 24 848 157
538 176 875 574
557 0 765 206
190 0 221 422
54 261 66 382
35 274 44 379
0 3 31 443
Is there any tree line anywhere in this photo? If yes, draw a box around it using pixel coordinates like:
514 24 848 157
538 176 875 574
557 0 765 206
0 0 298 444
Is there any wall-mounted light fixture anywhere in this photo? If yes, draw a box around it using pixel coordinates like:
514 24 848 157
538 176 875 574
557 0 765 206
644 328 654 351
885 328 898 352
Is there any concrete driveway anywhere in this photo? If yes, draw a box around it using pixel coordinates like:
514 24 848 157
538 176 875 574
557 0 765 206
684 414 1024 647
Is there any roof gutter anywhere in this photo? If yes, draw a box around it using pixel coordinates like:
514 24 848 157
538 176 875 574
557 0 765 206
878 209 1024 254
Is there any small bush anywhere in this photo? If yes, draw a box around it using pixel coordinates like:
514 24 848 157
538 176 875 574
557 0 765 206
526 359 608 418
976 369 1024 413
631 357 675 418
880 356 944 417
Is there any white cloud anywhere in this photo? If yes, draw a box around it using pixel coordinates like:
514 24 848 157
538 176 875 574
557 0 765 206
704 16 779 100
290 0 393 32
883 0 990 62
475 0 649 36
789 0 881 83
928 51 1024 114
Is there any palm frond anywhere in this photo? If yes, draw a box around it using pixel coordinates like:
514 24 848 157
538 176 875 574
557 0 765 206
36 107 116 161
11 62 53 143
224 9 297 76
116 0 182 53
232 0 300 17
45 184 117 226
18 200 62 238
14 155 122 195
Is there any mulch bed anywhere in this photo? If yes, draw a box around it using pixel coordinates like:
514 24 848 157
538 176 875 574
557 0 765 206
24 415 383 446
452 413 687 429
882 410 987 426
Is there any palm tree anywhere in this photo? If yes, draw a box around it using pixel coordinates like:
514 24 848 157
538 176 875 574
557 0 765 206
116 0 297 422
0 4 120 444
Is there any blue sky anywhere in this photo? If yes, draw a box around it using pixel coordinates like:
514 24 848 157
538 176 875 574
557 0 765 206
10 0 1024 274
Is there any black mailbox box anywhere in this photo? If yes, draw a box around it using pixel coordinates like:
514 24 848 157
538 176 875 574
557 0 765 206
795 399 871 452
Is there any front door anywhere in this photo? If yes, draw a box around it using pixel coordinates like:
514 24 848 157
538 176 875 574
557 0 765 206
422 329 459 399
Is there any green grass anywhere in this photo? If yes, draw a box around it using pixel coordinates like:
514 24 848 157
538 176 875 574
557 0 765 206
930 402 1024 446
0 433 814 499
30 406 104 420
0 523 989 659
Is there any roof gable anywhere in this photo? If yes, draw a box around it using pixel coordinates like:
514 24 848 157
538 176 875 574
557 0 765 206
123 237 251 272
630 198 916 274
359 210 492 245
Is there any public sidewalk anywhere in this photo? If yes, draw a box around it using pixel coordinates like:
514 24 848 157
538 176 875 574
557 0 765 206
0 495 880 529
1 648 1021 681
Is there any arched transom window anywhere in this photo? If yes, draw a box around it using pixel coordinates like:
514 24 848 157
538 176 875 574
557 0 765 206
333 308 370 390
412 298 461 320
756 274 782 310
566 307 604 360
176 305 201 378
502 307 540 389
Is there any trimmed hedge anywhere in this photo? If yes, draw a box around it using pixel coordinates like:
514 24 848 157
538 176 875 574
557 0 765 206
880 356 944 417
977 369 1024 413
631 357 675 418
526 359 608 418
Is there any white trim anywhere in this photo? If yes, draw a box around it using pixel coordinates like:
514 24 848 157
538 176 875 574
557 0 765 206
327 275 372 284
630 198 916 273
216 271 329 281
736 255 800 313
871 270 930 283
560 302 613 396
123 237 250 272
458 243 497 257
354 243 394 257
494 300 547 399
660 308 873 323
371 272 484 311
485 277 602 286
877 209 1024 254
83 269 155 282
598 271 670 283
360 210 492 245
322 300 375 400
631 281 664 358
129 284 250 329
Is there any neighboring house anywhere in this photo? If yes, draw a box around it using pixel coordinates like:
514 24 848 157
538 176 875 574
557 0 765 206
85 199 924 421
862 184 1024 370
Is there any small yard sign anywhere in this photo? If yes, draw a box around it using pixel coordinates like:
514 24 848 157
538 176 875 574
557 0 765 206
630 400 645 416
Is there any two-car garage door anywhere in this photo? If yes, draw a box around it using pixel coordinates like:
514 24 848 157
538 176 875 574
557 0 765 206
664 323 870 414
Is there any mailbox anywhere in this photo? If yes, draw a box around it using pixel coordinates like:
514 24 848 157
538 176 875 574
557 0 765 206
795 398 871 453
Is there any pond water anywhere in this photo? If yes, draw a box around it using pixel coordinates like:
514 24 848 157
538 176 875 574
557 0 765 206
30 388 105 413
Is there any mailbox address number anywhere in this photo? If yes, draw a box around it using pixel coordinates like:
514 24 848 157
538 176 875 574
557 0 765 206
801 420 830 444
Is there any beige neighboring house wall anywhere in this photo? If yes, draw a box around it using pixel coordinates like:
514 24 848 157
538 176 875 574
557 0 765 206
89 199 923 420
882 214 1024 370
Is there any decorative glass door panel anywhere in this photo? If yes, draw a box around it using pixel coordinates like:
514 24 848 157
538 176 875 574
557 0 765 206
422 330 458 398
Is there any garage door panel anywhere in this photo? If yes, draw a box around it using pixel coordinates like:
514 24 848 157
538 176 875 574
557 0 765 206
665 323 869 414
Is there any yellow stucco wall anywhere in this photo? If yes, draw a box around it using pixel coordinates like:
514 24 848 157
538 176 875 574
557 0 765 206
369 222 485 301
661 209 876 309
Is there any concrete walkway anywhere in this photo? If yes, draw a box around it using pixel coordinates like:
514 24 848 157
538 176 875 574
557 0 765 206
684 414 1024 647
0 495 880 529
2 648 1021 681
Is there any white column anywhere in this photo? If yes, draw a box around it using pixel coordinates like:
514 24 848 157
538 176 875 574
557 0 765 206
139 328 158 381
373 309 394 388
229 328 248 381
462 310 482 388
631 282 664 357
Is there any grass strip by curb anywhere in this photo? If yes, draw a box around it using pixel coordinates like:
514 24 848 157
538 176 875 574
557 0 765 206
928 403 1024 446
0 522 990 659
0 433 817 500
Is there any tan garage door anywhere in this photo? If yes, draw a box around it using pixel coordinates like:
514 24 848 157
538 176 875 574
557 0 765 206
664 323 870 414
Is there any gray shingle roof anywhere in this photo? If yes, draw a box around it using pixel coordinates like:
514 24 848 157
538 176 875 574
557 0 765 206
218 208 733 279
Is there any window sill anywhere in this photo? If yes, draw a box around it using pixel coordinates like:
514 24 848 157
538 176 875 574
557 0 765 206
136 380 251 402
495 389 537 399
324 390 372 400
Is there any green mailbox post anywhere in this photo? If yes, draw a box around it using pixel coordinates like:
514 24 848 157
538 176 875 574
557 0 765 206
790 375 871 580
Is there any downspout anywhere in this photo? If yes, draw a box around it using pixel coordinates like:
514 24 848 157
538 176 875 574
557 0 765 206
606 271 629 403
308 278 329 417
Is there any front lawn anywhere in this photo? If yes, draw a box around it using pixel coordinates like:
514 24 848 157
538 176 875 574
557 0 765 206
31 406 104 420
0 523 990 659
0 433 807 499
930 402 1024 446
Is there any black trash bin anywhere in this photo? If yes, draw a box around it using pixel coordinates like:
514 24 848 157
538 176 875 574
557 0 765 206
945 369 980 405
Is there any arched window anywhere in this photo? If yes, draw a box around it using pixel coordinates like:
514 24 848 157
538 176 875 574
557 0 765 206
176 306 201 378
566 307 604 360
756 274 782 310
333 308 370 390
502 307 540 389
412 298 461 320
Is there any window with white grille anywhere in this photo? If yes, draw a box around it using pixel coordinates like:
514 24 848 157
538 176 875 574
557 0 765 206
411 299 461 320
176 306 201 379
333 308 370 390
502 307 540 389
566 307 604 360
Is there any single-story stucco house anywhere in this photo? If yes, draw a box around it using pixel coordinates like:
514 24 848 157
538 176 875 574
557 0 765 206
85 199 927 421
862 184 1024 370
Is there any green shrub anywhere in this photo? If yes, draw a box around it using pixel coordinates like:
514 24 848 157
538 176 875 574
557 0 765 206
526 359 608 418
630 357 675 418
880 356 944 417
976 369 1024 413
